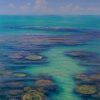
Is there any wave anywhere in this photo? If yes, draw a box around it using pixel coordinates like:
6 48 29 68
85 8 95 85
4 25 90 32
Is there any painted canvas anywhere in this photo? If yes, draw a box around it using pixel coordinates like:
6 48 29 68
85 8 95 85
0 0 100 100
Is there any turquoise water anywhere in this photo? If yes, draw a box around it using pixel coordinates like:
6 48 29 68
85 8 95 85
27 46 86 100
0 15 100 35
0 15 100 100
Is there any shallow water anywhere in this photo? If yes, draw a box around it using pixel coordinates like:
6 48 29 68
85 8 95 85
0 15 100 100
26 46 86 100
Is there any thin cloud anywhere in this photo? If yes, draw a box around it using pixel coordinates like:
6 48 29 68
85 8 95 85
9 3 15 8
1 0 99 15
34 0 46 11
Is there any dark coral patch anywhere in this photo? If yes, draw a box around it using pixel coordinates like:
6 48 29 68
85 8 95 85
66 50 100 67
0 51 47 66
0 72 59 100
75 84 97 96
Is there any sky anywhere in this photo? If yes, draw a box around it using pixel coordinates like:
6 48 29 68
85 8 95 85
0 0 100 15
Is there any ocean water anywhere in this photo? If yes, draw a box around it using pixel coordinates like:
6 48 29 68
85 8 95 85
0 15 100 35
0 15 100 100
